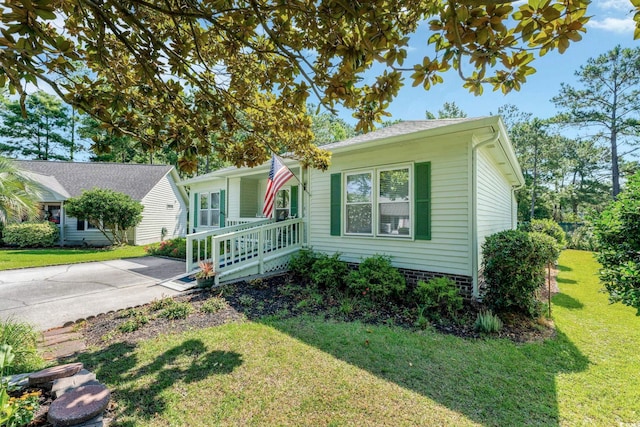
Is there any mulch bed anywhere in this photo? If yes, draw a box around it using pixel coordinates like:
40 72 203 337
80 273 556 348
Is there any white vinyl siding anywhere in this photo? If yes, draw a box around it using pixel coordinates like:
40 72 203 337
476 147 515 267
61 215 112 246
136 172 188 245
308 135 472 276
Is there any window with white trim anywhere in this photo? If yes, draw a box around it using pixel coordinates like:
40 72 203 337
199 192 220 227
344 165 411 237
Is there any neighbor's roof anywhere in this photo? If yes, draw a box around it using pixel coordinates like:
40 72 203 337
17 161 175 201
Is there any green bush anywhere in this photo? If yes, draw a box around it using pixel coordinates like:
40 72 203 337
145 237 187 259
567 224 599 251
310 253 349 293
482 229 552 317
520 219 567 248
414 277 463 321
530 232 561 266
474 310 503 333
346 255 406 303
288 248 318 284
592 172 640 314
3 222 59 248
0 319 44 374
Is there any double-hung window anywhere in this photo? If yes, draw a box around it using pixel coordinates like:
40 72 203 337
333 162 429 239
199 192 220 227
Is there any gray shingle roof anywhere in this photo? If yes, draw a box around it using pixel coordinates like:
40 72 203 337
16 161 174 201
321 118 487 150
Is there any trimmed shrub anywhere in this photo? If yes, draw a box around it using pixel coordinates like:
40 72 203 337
520 219 567 248
414 277 463 320
310 253 349 292
288 248 318 284
346 255 406 303
482 229 551 317
530 232 561 266
3 222 59 248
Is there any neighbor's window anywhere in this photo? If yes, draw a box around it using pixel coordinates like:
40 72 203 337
345 171 372 234
378 167 410 236
199 192 220 227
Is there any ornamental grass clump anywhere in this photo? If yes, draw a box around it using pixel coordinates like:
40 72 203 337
474 310 503 333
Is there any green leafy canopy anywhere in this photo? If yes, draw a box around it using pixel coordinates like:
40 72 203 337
0 0 622 172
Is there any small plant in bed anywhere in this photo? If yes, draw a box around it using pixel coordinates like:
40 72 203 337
201 297 228 314
159 301 194 320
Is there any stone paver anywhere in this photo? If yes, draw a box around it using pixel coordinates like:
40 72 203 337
29 362 83 387
52 369 99 399
48 384 111 427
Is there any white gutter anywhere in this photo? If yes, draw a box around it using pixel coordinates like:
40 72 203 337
471 130 500 299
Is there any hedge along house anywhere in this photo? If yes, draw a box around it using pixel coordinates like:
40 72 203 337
17 161 188 246
181 116 524 298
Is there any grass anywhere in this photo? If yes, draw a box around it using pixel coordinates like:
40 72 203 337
75 250 640 426
0 245 148 270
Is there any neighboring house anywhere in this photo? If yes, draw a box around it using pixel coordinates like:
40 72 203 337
180 116 524 298
17 161 188 246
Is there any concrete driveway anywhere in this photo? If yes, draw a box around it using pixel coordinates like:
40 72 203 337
0 257 189 331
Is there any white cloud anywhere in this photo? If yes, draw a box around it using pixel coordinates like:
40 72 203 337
588 17 636 34
595 0 634 11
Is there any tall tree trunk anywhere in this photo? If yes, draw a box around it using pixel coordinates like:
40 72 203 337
611 68 620 199
611 128 620 198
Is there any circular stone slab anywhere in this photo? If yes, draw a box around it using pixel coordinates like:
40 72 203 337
28 362 83 386
47 384 111 426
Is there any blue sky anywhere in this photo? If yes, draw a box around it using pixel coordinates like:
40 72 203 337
338 0 639 124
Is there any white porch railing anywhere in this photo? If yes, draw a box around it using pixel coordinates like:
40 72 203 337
186 218 304 282
225 217 267 227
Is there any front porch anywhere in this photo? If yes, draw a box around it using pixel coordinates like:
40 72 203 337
186 217 304 285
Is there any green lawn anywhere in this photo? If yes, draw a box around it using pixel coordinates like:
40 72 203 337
0 246 148 270
76 250 640 426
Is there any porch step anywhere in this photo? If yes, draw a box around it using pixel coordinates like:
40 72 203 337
156 271 197 292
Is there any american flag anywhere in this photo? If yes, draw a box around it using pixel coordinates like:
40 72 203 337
262 153 294 218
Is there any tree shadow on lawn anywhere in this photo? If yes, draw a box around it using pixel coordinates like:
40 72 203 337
557 264 573 272
75 340 242 425
264 318 590 426
553 293 584 310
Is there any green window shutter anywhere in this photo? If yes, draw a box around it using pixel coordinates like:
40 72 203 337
219 190 226 227
76 218 85 231
193 192 198 228
415 162 431 240
330 173 341 236
290 185 298 218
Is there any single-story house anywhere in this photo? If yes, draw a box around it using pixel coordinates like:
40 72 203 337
180 116 524 298
17 161 188 246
